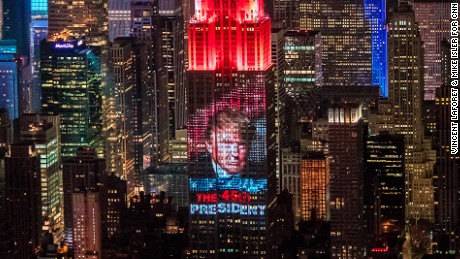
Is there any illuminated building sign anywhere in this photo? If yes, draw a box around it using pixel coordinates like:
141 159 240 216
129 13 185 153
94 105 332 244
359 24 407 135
55 43 74 49
190 203 266 215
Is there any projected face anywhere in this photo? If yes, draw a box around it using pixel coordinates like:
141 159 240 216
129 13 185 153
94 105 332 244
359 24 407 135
205 109 252 174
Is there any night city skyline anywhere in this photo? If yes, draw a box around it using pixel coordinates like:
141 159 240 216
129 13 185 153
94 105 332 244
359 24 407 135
0 0 458 258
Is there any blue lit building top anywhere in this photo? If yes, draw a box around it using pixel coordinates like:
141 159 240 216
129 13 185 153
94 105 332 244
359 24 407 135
0 40 18 120
365 0 388 98
31 0 48 18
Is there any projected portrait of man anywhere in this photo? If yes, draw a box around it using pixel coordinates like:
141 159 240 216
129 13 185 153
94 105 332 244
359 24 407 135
205 108 253 178
188 107 266 193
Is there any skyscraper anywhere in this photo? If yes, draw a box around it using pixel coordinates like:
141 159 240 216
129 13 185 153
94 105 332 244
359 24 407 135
19 116 64 243
30 0 48 112
47 0 110 167
300 0 372 87
5 143 41 258
434 84 460 253
327 104 365 258
159 0 186 142
40 39 103 159
187 0 276 257
62 148 105 250
72 191 102 259
388 4 435 222
283 30 322 126
2 0 30 57
131 0 170 164
109 37 136 193
364 0 388 97
102 173 127 239
131 0 159 42
271 27 286 192
413 0 451 100
0 0 3 39
365 133 405 239
0 40 18 120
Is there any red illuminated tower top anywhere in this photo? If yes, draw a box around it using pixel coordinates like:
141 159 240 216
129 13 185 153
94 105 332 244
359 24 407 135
188 0 272 71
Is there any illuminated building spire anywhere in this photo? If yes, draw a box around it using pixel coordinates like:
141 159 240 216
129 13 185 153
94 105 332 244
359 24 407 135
188 0 272 71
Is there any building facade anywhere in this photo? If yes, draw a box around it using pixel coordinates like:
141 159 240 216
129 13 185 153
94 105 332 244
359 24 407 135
108 0 131 42
388 5 435 222
327 104 365 258
434 84 460 253
413 0 451 100
62 148 105 251
72 191 102 259
300 152 328 222
0 40 18 120
365 133 405 240
299 0 372 87
187 0 277 257
5 144 41 258
40 39 103 159
19 116 64 243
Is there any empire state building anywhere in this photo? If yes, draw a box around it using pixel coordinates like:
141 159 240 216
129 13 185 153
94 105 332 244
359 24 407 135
187 0 277 258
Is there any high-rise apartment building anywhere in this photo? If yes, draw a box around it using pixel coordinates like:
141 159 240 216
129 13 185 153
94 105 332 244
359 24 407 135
5 144 41 258
187 0 276 257
40 39 103 159
327 104 365 258
0 40 18 120
413 0 451 100
300 0 372 87
19 116 64 243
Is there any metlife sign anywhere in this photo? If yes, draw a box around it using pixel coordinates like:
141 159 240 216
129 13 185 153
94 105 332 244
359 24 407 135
451 3 459 155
